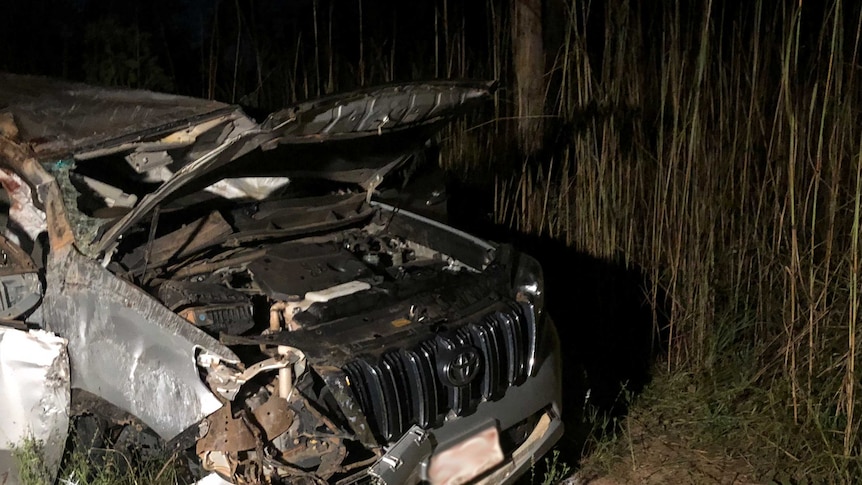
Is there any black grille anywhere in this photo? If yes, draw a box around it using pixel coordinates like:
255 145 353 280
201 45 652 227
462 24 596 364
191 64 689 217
342 302 537 442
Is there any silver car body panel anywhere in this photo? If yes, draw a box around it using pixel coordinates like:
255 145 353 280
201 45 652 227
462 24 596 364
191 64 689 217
0 327 69 485
41 246 239 440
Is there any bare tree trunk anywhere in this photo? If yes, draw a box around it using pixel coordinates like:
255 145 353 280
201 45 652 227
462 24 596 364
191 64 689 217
512 0 545 156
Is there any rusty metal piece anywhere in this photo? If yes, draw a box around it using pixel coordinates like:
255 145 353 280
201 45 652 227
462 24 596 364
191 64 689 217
316 437 347 479
264 391 351 479
179 308 197 324
279 436 338 466
0 136 75 250
123 211 233 271
197 395 293 459
295 394 341 436
274 435 346 480
241 408 268 485
196 406 259 454
251 395 293 441
0 233 36 276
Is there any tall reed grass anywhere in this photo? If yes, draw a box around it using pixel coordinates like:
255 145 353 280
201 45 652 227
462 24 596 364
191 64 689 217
479 0 862 477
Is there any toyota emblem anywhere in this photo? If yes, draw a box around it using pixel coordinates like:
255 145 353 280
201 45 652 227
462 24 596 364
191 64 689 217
443 347 482 386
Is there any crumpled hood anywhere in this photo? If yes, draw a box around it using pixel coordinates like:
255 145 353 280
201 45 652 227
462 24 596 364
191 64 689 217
262 80 493 143
0 73 493 257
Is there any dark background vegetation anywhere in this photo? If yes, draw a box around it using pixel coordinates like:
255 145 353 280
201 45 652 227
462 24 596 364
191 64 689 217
2 0 501 103
4 0 862 481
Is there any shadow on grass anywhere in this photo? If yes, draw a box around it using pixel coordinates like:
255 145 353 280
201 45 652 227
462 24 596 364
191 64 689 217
443 180 668 477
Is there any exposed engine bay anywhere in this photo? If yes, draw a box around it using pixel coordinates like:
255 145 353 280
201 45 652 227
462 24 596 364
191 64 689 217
105 192 535 484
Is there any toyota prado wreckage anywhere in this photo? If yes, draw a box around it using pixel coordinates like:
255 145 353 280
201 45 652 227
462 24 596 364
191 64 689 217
0 73 562 485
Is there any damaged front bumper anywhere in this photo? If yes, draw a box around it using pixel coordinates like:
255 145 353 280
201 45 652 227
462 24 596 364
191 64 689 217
193 316 563 485
369 409 562 485
367 321 563 485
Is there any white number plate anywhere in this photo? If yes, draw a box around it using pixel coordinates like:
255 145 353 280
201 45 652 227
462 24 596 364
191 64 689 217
428 426 505 485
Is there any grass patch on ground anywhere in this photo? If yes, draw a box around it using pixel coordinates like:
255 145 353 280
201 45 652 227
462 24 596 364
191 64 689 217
531 449 573 485
11 433 187 485
578 357 862 484
58 448 185 485
11 437 53 485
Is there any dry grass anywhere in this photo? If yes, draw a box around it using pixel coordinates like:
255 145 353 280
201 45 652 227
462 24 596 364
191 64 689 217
11 434 185 485
575 368 761 485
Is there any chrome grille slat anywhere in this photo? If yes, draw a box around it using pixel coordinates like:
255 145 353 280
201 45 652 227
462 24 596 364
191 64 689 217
343 303 534 442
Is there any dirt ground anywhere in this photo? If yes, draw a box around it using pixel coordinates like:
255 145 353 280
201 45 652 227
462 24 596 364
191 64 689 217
563 417 761 485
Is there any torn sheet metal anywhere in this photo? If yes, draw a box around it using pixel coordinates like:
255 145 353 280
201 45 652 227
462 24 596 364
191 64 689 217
0 327 70 485
93 115 264 257
0 168 47 245
0 273 41 320
0 233 42 320
41 246 239 440
204 176 291 200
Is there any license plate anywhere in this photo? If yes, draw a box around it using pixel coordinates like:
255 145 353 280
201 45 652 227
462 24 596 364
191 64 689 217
428 426 504 485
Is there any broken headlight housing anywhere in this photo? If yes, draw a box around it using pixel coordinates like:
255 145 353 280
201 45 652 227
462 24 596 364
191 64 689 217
513 251 545 315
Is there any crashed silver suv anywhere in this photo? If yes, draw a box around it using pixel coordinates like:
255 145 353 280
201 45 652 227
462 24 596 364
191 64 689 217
0 73 562 484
